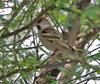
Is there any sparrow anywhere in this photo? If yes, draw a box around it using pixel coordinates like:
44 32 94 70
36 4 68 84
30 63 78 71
35 17 85 81
35 17 82 61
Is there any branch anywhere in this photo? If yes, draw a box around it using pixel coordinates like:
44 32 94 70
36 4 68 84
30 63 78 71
0 0 28 34
67 70 96 83
0 61 77 80
67 0 91 46
57 1 91 82
77 76 100 84
1 4 56 39
67 17 81 46
75 28 100 49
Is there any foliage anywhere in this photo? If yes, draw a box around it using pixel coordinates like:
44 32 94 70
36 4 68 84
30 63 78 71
0 0 100 84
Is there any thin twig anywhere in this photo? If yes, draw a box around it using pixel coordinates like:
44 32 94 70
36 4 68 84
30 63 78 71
1 3 56 38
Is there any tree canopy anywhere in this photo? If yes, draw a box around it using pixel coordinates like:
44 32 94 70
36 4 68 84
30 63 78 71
0 0 100 84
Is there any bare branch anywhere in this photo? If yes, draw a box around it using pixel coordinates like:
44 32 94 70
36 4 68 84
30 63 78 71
1 4 56 39
0 61 77 80
75 28 100 49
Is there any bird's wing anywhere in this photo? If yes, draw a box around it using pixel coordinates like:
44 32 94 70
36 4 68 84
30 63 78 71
41 33 60 40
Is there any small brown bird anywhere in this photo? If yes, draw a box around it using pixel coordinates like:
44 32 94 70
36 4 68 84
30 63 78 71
35 17 85 83
35 17 81 61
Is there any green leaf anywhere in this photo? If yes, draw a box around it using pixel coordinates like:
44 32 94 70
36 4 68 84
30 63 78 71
51 80 56 84
97 0 100 4
20 71 29 79
84 7 100 19
81 6 100 27
74 66 84 78
56 0 69 9
20 56 39 67
86 52 100 61
96 69 100 74
0 1 4 8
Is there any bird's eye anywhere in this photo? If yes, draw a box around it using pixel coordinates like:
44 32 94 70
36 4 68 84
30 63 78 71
36 25 41 30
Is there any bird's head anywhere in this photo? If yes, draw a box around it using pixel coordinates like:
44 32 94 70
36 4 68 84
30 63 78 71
35 17 52 31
